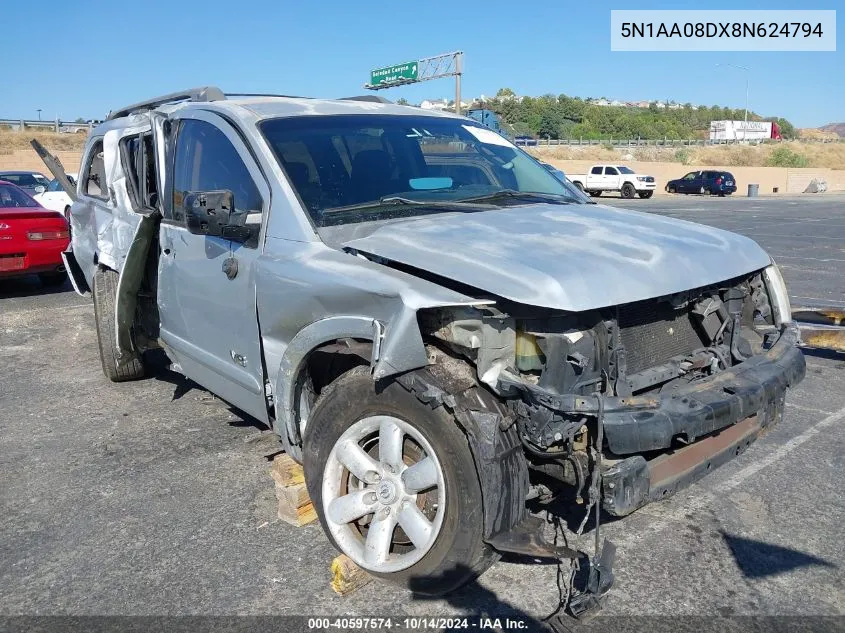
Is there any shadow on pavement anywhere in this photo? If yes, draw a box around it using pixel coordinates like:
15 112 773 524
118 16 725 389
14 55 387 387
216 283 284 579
0 275 72 298
409 563 560 631
721 530 836 579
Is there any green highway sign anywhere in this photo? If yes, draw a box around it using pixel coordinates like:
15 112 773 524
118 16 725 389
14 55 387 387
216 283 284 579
370 61 419 86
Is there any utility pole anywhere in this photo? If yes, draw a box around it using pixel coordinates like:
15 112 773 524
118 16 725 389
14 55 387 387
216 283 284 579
36 109 42 121
454 52 463 115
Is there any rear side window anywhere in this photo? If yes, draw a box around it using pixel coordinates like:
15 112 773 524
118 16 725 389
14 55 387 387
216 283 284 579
120 132 159 211
590 166 603 175
171 119 263 224
604 167 618 175
81 140 108 200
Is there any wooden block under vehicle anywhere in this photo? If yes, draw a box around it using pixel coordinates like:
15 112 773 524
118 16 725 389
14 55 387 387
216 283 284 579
270 454 317 527
331 554 373 596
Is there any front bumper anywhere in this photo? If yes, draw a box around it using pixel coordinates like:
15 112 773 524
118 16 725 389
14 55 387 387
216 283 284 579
601 323 804 455
508 323 805 513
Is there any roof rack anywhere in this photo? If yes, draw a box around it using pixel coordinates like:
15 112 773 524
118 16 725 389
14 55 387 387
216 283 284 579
225 93 310 99
338 95 393 104
107 86 225 121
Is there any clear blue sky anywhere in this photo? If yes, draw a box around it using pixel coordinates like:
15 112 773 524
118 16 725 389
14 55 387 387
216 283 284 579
2 0 841 127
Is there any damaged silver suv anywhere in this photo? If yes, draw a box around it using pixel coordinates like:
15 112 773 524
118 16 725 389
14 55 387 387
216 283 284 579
42 87 804 599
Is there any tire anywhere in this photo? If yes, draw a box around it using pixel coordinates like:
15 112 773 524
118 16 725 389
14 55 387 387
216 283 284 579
573 181 585 192
39 271 67 286
93 268 144 382
621 183 636 199
667 185 677 194
303 366 495 596
589 190 602 197
638 191 654 199
699 186 707 195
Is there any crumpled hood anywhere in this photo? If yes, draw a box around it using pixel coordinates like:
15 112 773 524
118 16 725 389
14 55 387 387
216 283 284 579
341 203 771 312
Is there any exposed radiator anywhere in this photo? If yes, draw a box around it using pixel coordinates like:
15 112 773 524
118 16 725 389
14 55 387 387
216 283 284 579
618 299 707 374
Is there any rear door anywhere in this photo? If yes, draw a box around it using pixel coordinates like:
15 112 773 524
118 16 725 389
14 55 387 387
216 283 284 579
603 166 620 190
157 110 270 423
586 165 603 189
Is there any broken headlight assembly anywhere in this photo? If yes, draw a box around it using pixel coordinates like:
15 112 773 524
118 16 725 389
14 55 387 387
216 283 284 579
763 262 792 326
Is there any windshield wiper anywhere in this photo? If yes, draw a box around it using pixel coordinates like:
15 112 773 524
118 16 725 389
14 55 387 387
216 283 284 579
459 189 580 205
322 196 494 215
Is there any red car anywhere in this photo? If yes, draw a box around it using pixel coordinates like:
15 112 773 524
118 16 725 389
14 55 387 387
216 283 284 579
0 180 70 286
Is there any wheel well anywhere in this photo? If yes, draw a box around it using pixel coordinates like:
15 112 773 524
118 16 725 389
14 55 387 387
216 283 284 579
288 338 373 453
303 339 372 397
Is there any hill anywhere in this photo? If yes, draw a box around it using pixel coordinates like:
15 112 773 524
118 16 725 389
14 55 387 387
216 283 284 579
819 122 845 138
483 88 796 141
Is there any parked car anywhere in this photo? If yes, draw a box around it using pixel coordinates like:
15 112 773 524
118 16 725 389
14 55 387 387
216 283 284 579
566 165 656 199
666 170 737 196
0 170 51 196
40 88 804 606
0 180 69 285
33 174 77 220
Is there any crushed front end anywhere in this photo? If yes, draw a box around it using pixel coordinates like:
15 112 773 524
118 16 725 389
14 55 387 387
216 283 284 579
421 265 806 517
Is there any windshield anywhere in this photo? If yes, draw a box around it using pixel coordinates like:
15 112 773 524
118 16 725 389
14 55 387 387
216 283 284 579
0 184 39 208
617 166 635 174
260 114 587 227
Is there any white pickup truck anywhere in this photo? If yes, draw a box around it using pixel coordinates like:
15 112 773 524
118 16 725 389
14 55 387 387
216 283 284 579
567 164 656 199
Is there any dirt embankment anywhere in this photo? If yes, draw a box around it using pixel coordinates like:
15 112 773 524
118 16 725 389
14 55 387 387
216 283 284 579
0 130 86 174
530 141 845 170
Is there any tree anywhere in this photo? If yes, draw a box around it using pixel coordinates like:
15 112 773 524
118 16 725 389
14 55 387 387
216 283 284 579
483 90 794 141
396 98 409 106
496 87 515 97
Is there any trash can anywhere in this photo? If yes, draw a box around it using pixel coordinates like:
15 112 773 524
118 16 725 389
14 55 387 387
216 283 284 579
747 184 759 197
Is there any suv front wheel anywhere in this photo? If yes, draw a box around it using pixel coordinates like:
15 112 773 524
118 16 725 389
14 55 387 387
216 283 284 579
303 366 495 596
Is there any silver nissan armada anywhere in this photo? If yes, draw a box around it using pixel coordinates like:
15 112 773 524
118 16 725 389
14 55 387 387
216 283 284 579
40 87 805 603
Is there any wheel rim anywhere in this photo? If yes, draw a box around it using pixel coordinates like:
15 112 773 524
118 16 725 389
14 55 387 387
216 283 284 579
321 415 446 573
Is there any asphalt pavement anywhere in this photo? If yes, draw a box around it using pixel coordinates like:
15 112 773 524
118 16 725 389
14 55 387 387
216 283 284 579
1 194 844 629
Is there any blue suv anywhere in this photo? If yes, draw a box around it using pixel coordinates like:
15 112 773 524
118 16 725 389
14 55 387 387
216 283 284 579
666 170 737 196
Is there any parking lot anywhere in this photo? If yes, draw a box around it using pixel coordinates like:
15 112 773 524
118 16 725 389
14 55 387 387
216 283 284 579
2 194 844 626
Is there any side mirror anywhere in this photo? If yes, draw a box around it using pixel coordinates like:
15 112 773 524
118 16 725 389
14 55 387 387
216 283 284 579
184 190 254 241
34 185 46 195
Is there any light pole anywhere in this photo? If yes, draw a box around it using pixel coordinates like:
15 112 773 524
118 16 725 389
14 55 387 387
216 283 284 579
36 109 42 121
717 63 749 141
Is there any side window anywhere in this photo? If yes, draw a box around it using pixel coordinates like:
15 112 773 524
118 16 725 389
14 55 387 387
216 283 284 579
683 172 696 180
590 166 603 175
121 132 159 211
605 167 618 176
171 119 263 224
82 140 108 200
